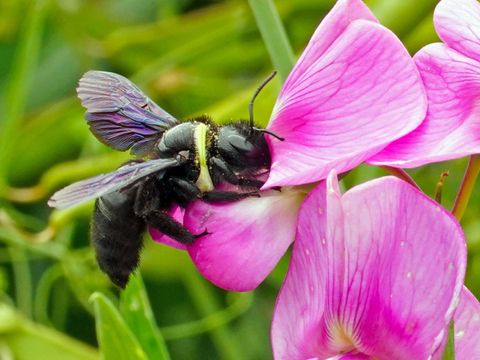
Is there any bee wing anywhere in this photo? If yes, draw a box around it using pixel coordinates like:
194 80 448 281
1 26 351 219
77 71 179 156
48 158 180 209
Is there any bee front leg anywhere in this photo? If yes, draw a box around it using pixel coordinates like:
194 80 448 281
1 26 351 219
201 190 260 203
237 178 265 189
168 177 201 207
143 210 207 244
210 156 239 185
132 179 206 244
210 156 264 190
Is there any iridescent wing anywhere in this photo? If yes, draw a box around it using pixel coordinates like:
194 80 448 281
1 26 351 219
48 158 180 209
77 71 179 156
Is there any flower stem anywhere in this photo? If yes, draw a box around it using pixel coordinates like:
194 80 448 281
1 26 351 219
8 246 32 318
248 0 295 81
442 320 455 360
0 0 50 190
381 166 420 190
452 155 480 221
182 271 243 360
159 292 252 340
434 171 449 204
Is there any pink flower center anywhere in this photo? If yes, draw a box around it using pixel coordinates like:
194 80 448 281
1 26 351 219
328 320 357 354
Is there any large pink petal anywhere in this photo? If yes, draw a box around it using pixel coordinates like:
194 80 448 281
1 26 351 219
264 20 426 188
281 0 377 89
183 188 305 291
431 287 480 359
328 354 370 360
453 287 480 358
369 43 480 167
272 172 466 359
434 0 480 63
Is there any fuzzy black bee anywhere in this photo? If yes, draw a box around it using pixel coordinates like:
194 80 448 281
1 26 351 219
48 71 282 288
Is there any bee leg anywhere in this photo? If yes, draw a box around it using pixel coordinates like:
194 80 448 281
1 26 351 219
201 190 260 203
237 178 265 189
132 179 206 243
168 177 201 206
132 178 161 215
210 156 239 185
210 156 265 190
143 209 206 244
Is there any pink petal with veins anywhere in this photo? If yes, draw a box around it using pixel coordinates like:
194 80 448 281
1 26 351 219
272 171 466 359
281 0 377 89
433 287 480 359
183 188 305 291
264 16 425 188
370 43 480 167
453 287 480 358
371 0 480 167
327 353 370 360
435 0 480 63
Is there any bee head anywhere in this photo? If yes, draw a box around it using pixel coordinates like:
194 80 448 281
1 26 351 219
216 71 284 173
216 122 271 170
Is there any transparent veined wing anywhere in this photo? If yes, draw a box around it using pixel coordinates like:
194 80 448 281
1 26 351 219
48 158 181 209
77 71 179 156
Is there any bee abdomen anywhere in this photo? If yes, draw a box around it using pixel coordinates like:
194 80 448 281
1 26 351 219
91 190 145 288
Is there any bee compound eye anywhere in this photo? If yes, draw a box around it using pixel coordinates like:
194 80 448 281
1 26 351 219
228 134 254 153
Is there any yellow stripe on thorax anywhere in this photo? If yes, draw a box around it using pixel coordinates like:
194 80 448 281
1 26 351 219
194 122 214 192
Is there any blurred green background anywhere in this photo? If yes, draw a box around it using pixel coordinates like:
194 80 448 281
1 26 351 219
0 0 478 359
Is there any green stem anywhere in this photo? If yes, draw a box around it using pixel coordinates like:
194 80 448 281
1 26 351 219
10 307 99 360
34 265 63 326
0 0 50 189
7 247 32 318
452 155 480 221
248 0 295 81
159 292 252 340
182 271 243 360
381 166 420 190
434 171 449 204
370 0 437 38
0 226 64 260
442 320 455 360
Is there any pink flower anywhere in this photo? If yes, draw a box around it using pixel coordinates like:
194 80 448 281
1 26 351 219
152 0 427 291
447 287 480 359
370 0 480 167
271 171 471 359
263 0 426 188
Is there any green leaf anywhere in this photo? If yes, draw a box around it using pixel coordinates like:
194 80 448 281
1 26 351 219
371 0 437 38
0 0 51 185
90 292 148 360
442 320 455 360
248 0 295 81
0 303 98 360
120 274 171 360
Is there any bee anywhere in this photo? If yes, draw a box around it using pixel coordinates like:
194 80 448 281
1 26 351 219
48 70 282 288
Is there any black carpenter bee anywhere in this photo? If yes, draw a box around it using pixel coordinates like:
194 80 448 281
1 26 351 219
48 70 282 288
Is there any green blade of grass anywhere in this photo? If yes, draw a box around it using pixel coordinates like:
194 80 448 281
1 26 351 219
0 303 98 360
183 271 243 360
0 0 51 189
248 0 295 81
442 320 455 360
120 274 171 360
90 293 148 360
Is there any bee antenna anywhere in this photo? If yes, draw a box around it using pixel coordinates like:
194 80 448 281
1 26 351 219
249 71 277 128
253 127 285 141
